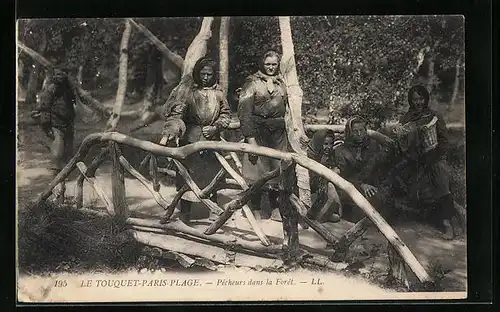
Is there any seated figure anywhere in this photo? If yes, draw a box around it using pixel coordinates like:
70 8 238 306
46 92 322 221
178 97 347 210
334 116 393 223
305 129 343 223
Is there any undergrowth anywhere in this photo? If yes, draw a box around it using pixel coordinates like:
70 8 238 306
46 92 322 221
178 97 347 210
18 201 144 274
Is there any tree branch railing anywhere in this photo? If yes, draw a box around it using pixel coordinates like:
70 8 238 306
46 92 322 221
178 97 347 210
31 131 433 287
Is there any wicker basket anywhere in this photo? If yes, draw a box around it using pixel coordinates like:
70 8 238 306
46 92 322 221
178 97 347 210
419 116 438 153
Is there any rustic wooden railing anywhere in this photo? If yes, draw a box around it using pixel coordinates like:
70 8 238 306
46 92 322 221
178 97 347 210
31 130 434 289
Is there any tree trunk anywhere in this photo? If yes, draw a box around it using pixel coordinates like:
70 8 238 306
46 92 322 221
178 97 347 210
105 19 132 131
450 58 461 107
219 17 230 98
278 16 312 208
110 142 127 218
162 17 214 127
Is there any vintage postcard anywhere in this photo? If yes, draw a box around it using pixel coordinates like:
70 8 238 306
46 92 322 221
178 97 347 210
16 15 466 302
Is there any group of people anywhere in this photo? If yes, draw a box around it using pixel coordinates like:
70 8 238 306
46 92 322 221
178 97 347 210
30 48 463 263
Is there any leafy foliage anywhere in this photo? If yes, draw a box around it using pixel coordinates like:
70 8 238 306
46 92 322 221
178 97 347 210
18 16 464 125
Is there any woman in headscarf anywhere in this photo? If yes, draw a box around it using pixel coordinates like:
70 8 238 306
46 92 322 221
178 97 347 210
306 129 342 223
238 49 300 262
335 116 392 223
160 57 231 224
392 85 460 239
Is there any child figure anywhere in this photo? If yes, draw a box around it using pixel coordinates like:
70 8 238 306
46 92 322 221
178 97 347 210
306 129 343 223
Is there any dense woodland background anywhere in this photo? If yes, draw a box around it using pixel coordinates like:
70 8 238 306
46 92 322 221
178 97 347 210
17 16 465 128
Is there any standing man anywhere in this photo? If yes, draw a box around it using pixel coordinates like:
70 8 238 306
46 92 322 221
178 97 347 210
31 65 76 203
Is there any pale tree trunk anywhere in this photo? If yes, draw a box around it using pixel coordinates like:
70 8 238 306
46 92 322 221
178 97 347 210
278 16 312 208
426 40 440 94
105 19 132 131
450 58 461 107
219 17 230 98
163 17 214 115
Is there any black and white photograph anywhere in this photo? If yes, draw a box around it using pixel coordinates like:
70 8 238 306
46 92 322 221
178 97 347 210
16 15 467 302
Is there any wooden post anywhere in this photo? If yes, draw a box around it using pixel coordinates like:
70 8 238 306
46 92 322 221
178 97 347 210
110 142 127 218
75 146 110 209
278 16 312 209
105 19 132 131
76 162 114 215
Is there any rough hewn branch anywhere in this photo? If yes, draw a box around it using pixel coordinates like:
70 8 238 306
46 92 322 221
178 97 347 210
172 159 224 215
75 147 110 209
204 165 283 236
212 151 271 246
289 193 338 245
17 41 110 118
33 131 433 286
118 155 170 210
76 162 114 215
128 18 184 69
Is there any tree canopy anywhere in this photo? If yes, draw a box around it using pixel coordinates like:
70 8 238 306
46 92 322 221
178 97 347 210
17 16 464 127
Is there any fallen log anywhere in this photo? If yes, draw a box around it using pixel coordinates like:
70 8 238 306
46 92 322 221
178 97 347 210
131 230 283 269
76 162 114 215
127 218 281 255
118 155 170 210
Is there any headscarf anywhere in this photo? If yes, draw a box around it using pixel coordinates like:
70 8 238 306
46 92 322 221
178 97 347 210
255 50 283 94
400 85 433 124
308 129 336 159
192 57 218 87
344 116 370 148
258 50 281 76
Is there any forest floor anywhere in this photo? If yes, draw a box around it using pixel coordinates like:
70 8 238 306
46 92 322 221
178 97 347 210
16 99 467 296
